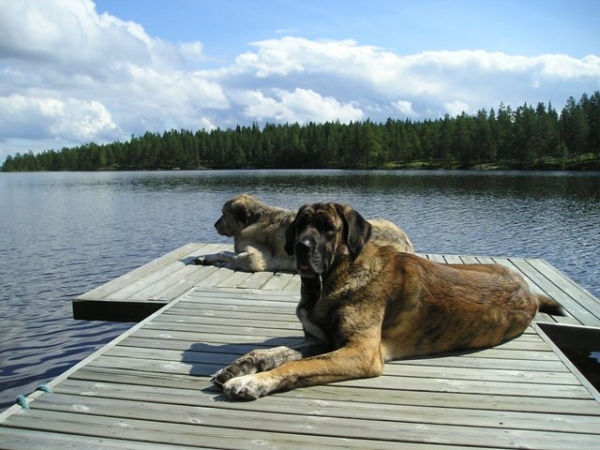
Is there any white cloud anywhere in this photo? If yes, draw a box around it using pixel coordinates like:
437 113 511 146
444 100 471 117
0 0 227 149
0 0 599 157
178 42 205 64
392 100 418 117
240 88 364 123
0 93 119 140
228 37 600 118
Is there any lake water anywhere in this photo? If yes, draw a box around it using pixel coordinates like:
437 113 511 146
1 169 599 410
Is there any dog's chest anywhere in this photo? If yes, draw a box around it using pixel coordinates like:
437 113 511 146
297 306 329 344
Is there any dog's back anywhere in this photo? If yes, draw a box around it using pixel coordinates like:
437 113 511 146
356 249 559 359
369 219 414 253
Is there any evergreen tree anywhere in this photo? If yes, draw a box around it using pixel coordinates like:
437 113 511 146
561 96 589 162
583 92 600 160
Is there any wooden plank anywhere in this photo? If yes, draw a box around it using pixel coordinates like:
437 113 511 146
106 243 231 300
193 266 248 288
105 260 191 300
214 269 256 288
384 362 579 384
124 329 570 373
388 354 567 371
142 263 221 301
72 243 233 321
181 296 297 309
161 308 299 323
528 258 600 326
458 255 481 264
238 271 278 289
282 274 302 292
85 348 588 401
167 298 298 313
126 263 214 301
497 257 597 326
48 381 600 435
110 335 581 387
473 255 497 264
185 287 300 303
147 314 303 332
423 253 446 263
29 391 600 443
6 411 497 450
75 242 209 301
67 368 600 416
0 427 202 450
7 391 599 450
441 254 463 264
3 409 389 450
261 272 297 290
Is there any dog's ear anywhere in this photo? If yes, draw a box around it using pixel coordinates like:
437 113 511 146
226 198 246 224
284 214 299 255
336 204 372 256
234 203 259 225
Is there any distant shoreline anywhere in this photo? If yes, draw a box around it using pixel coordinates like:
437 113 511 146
4 160 599 173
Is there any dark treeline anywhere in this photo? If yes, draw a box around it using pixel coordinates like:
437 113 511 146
3 92 599 172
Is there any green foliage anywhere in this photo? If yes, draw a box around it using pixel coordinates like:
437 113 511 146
3 92 599 172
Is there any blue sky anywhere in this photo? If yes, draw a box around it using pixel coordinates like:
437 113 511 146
1 0 599 159
95 0 599 59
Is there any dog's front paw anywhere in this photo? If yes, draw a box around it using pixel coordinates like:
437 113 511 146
211 355 257 387
194 256 209 265
210 367 238 388
194 252 234 267
222 375 270 401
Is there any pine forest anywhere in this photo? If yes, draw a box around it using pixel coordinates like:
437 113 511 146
2 92 599 172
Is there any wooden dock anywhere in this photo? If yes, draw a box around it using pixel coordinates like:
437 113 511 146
1 242 600 449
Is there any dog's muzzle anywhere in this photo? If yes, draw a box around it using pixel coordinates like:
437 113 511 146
214 218 231 237
294 238 321 277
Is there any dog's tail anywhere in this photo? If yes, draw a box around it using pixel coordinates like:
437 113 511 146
537 295 567 316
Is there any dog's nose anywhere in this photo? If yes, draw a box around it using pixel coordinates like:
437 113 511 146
295 239 312 254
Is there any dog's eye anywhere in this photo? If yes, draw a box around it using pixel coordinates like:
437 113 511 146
298 213 311 228
324 227 336 239
316 217 336 236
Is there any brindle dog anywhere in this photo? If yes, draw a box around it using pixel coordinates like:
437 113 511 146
211 202 563 400
195 194 414 272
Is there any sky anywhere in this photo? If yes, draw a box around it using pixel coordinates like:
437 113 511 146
0 0 599 160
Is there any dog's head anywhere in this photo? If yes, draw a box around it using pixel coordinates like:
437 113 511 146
285 203 372 278
214 194 263 237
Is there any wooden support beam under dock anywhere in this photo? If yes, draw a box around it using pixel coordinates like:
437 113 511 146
1 243 600 449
